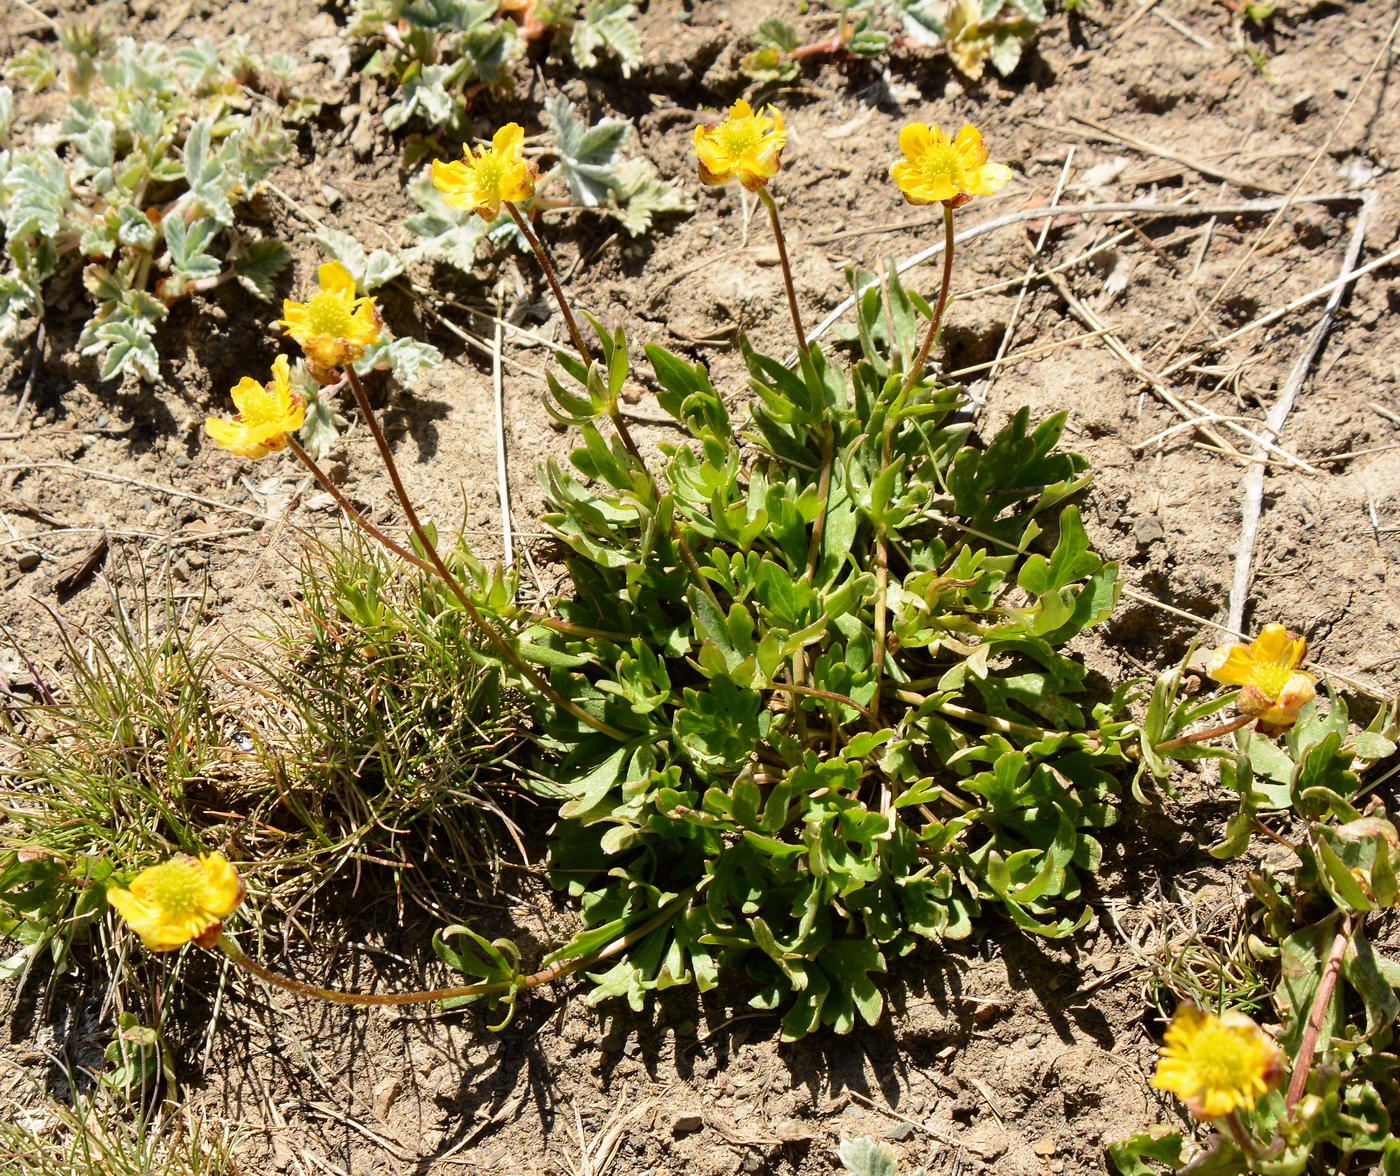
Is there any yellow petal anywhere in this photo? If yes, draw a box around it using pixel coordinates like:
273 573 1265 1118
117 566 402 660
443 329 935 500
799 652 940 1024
1205 642 1255 687
953 123 988 166
491 121 524 156
317 260 356 297
1250 622 1304 669
729 98 755 121
965 161 1012 195
898 121 934 158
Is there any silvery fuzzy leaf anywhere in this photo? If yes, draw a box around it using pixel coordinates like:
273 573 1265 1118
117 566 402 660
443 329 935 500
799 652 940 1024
571 0 641 77
383 62 459 131
116 203 156 249
91 319 160 383
2 150 67 239
355 335 443 387
606 159 693 237
546 92 632 207
837 1137 899 1176
163 214 220 279
312 228 403 292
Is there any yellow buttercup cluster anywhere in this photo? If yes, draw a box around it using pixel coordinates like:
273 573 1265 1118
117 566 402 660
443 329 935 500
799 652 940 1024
280 260 382 375
1206 622 1316 733
693 99 786 191
431 122 539 220
204 354 305 459
1152 1005 1283 1119
890 122 1011 206
107 852 244 952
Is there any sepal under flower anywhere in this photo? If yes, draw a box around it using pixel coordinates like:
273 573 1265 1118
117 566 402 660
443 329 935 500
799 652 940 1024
205 354 305 459
693 100 786 192
1151 1005 1283 1119
1206 622 1316 733
431 123 538 220
107 853 244 952
890 122 1011 206
280 261 382 376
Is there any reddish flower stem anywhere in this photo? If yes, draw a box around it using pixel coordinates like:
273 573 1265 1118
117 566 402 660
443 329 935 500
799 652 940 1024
1285 913 1354 1111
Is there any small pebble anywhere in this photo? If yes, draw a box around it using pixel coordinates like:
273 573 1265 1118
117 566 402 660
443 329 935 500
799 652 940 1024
16 551 41 572
671 1112 703 1135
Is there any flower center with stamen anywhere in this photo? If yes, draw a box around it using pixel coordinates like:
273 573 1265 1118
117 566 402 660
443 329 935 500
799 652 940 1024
147 860 204 917
715 121 762 161
1249 665 1293 699
1186 1023 1258 1093
304 292 353 339
473 155 505 200
918 144 964 188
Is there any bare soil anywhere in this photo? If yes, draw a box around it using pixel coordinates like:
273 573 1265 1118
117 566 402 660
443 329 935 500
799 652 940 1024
2 0 1398 1173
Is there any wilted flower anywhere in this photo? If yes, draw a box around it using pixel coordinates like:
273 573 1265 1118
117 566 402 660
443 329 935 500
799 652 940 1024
890 122 1011 207
1206 622 1316 733
431 123 538 220
205 354 305 459
1152 1005 1283 1119
693 99 786 191
280 261 381 375
108 853 244 952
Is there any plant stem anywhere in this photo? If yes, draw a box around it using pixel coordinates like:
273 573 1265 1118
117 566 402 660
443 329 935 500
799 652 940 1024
505 201 592 365
870 204 958 719
1223 1111 1258 1158
769 681 876 727
756 186 808 357
899 201 958 400
893 690 1065 741
1153 713 1255 751
215 891 691 1007
1285 913 1354 1111
286 437 434 574
343 365 626 741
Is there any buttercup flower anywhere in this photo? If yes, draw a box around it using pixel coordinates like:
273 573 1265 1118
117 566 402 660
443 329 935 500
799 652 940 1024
431 123 538 220
693 99 786 191
280 261 381 374
1152 1005 1283 1119
205 354 305 459
890 122 1011 206
108 853 244 952
1206 622 1317 733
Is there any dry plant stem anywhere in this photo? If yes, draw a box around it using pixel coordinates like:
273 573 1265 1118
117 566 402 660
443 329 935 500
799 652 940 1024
1286 913 1355 1111
505 201 593 364
1153 713 1254 751
285 436 434 575
1225 192 1374 633
342 365 625 740
214 893 691 1007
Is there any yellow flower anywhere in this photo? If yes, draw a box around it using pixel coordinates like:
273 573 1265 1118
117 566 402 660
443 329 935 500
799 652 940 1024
1152 1005 1283 1119
430 123 538 220
890 122 1012 206
1206 622 1317 733
280 261 382 373
107 853 244 952
204 354 305 459
693 100 786 191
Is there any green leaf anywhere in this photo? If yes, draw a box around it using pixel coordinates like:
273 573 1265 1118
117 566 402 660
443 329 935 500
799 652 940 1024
234 236 291 301
163 215 220 280
1106 1129 1186 1176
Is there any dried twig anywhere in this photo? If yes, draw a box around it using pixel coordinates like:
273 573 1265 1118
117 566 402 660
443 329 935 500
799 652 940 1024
1068 114 1281 193
1226 193 1375 632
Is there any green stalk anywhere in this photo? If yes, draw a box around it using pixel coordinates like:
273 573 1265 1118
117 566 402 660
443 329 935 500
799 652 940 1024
343 365 626 741
870 202 958 719
505 201 592 365
214 890 691 1007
